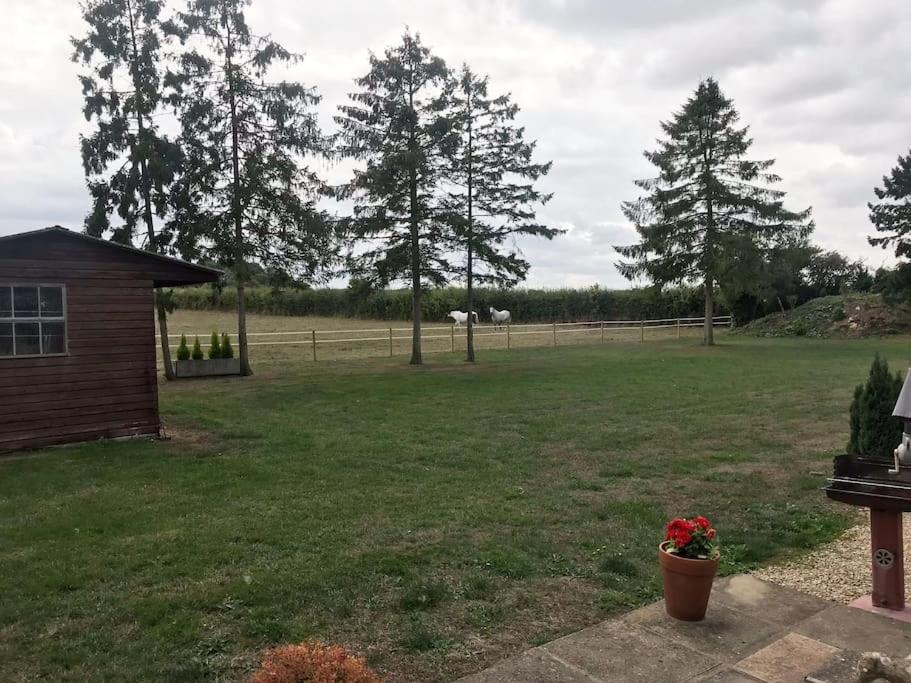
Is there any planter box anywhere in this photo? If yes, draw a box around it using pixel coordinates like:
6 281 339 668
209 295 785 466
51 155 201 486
175 358 242 378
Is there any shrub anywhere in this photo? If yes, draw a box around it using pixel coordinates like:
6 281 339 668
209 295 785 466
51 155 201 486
221 333 234 359
251 642 382 683
848 354 904 459
191 336 204 361
176 334 191 361
208 332 221 359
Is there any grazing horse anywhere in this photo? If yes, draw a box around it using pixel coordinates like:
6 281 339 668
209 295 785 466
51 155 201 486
448 310 479 327
489 307 511 330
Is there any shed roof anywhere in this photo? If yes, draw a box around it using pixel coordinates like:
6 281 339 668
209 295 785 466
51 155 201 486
0 226 222 287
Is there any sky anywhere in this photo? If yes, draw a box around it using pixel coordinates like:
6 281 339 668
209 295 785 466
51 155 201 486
2 0 910 289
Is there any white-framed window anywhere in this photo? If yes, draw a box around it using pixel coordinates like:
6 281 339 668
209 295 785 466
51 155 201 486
0 284 67 358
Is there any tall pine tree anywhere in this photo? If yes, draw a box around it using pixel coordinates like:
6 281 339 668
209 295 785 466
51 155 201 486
335 31 455 366
72 0 182 379
443 65 559 362
869 149 911 258
168 0 334 375
616 78 813 345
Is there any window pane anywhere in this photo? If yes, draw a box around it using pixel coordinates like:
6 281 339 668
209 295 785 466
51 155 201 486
0 322 11 356
0 288 10 318
14 322 40 355
13 287 39 317
42 321 66 355
40 287 64 317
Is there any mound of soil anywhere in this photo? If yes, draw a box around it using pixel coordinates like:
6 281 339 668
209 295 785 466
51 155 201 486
737 294 911 338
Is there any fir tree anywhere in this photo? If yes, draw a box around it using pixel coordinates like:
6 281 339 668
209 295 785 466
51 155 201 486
208 331 221 359
616 78 813 345
220 332 234 358
176 333 190 360
443 65 560 362
847 354 903 459
191 335 204 360
335 31 456 365
869 149 911 258
72 0 182 379
168 0 335 376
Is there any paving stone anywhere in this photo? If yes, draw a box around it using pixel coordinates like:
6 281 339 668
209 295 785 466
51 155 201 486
623 600 783 662
712 575 830 626
696 667 764 682
456 648 596 682
796 604 911 654
542 620 719 681
732 632 840 683
803 649 862 683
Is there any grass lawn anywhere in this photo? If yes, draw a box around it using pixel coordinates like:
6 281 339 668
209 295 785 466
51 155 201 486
1 333 901 681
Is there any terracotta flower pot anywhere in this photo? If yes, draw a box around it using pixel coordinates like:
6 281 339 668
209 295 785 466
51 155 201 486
659 541 719 621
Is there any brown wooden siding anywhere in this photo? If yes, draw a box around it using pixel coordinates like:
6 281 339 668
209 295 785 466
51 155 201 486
0 246 161 453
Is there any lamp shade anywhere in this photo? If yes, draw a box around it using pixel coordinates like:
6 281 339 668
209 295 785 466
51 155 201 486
893 369 911 419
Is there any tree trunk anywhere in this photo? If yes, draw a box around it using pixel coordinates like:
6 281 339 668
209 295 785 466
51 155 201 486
407 72 422 366
704 276 715 346
126 0 174 380
409 166 422 366
465 90 475 363
226 21 252 376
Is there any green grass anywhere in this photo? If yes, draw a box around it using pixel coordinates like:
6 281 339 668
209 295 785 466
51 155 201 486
1 334 901 681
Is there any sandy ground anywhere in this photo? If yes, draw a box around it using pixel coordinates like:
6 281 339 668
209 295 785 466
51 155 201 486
755 512 911 603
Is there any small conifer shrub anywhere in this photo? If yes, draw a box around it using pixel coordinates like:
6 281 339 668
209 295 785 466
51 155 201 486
191 336 204 361
176 334 191 361
221 333 234 359
847 354 904 459
208 331 221 359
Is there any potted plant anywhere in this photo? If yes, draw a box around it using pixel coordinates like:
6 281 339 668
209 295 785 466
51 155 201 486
659 515 719 621
174 332 242 378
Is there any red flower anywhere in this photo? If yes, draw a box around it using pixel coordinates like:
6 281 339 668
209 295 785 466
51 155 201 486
673 530 692 548
693 516 711 530
707 528 716 540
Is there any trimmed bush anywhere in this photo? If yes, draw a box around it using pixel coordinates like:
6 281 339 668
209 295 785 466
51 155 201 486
191 336 204 361
208 332 221 359
176 334 191 361
251 642 382 683
847 354 904 459
220 333 234 359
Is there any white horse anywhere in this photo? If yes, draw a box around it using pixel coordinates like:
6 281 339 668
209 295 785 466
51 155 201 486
448 310 479 327
489 307 511 330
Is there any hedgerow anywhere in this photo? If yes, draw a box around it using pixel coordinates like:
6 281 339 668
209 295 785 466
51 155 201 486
168 285 718 323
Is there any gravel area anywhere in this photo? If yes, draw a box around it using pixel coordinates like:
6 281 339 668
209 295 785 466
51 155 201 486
754 512 911 603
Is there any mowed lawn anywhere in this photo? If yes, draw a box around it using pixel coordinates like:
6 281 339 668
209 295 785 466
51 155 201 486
1 334 900 681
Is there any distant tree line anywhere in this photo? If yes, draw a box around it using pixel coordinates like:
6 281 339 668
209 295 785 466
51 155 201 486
72 0 555 374
170 283 719 323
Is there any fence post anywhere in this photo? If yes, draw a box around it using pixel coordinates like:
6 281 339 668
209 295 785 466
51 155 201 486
640 319 645 342
677 318 681 339
507 323 511 351
312 329 317 362
389 327 393 357
451 325 455 353
553 321 557 347
600 320 605 343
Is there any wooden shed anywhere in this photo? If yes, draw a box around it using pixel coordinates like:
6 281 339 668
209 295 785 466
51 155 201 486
0 226 220 453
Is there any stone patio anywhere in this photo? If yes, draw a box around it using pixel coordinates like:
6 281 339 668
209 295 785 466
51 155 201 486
458 575 911 682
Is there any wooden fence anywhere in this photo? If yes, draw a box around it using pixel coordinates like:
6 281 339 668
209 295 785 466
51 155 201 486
160 315 733 363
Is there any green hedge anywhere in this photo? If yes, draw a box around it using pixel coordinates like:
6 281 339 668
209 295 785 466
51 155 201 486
170 285 721 323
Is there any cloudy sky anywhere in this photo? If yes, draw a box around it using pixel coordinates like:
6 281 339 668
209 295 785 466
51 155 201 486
2 0 910 288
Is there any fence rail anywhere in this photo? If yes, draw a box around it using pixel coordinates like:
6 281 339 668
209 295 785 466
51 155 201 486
159 315 733 363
